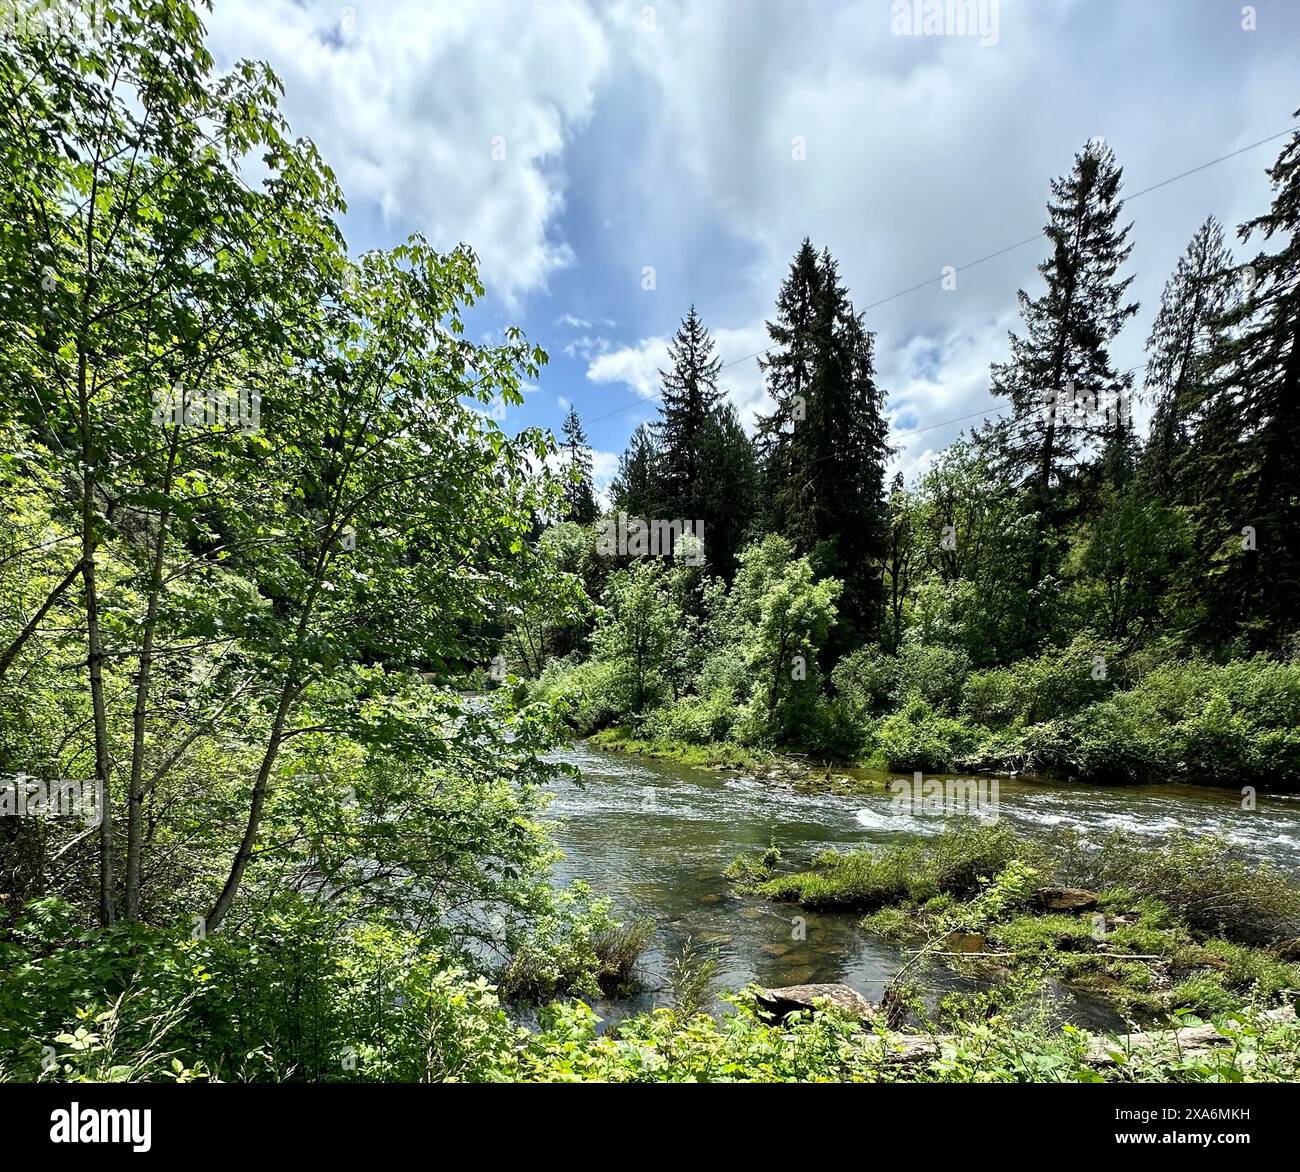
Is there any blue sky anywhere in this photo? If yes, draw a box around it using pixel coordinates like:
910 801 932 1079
206 0 1300 494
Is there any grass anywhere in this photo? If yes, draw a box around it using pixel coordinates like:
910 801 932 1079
746 822 1026 911
587 727 777 770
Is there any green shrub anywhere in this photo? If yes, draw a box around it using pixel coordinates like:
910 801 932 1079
533 657 624 734
875 698 989 772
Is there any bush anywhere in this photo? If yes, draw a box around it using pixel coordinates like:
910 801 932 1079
1038 656 1300 784
874 698 989 772
1058 831 1300 945
960 633 1119 727
643 689 737 745
533 658 623 735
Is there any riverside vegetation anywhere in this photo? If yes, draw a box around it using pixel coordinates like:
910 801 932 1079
2 2 1299 1083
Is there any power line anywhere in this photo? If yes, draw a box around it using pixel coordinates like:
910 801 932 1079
584 124 1296 431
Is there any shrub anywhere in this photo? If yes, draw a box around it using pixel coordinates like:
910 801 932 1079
1058 831 1300 945
533 658 623 734
874 698 989 772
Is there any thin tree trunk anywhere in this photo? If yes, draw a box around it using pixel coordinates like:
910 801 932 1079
78 347 114 927
124 429 180 918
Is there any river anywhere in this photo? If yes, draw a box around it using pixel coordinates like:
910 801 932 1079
544 741 1300 1031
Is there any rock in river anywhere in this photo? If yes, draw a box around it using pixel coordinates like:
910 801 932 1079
755 983 876 1023
1036 886 1099 912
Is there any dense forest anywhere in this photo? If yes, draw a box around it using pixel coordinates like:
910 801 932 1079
2 2 1300 1089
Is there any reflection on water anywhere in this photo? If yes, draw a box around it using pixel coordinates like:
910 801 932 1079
543 741 1300 1033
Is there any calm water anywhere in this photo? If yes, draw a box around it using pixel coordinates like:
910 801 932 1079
544 741 1300 1031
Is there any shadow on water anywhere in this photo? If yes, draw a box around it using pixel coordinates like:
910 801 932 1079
539 741 1300 1034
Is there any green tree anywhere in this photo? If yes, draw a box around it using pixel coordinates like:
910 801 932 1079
1183 119 1300 649
559 406 598 525
989 141 1138 637
728 535 840 743
756 242 890 643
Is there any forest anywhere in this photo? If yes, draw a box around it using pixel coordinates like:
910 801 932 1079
2 1 1300 1089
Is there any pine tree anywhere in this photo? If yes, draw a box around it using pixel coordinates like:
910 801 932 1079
755 242 891 640
989 141 1138 628
559 405 598 524
697 399 760 578
609 422 660 518
1185 119 1300 648
1140 216 1237 495
655 305 725 523
755 239 820 523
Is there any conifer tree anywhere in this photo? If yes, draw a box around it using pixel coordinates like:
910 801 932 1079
655 305 725 523
756 242 891 640
1141 216 1237 495
989 141 1138 627
1184 120 1300 647
559 405 598 525
610 423 660 518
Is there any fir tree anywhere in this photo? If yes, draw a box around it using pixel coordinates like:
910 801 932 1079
989 141 1138 627
1186 120 1300 648
655 305 725 524
1140 216 1238 495
609 423 660 518
756 242 891 640
559 405 598 525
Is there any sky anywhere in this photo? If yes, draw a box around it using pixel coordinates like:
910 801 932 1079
204 0 1300 496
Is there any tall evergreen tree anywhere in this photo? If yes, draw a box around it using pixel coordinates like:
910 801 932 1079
1184 120 1300 648
559 405 598 524
989 141 1138 632
696 399 760 578
756 242 891 641
609 422 660 518
655 305 725 523
1140 216 1238 495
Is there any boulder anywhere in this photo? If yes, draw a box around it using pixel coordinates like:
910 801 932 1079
1036 886 1100 912
755 983 875 1023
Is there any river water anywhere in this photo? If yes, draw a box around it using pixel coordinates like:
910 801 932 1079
545 741 1300 1030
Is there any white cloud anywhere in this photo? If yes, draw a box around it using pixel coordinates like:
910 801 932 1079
585 323 771 428
206 0 611 306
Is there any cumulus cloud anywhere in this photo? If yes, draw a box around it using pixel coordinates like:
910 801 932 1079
585 323 771 428
205 0 611 306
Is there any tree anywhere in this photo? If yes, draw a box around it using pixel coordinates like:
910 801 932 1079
729 535 840 743
989 141 1138 637
0 1 346 923
609 423 659 518
1140 217 1238 495
755 242 891 642
1183 119 1300 648
695 400 759 579
591 560 679 716
559 406 598 524
655 305 724 526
